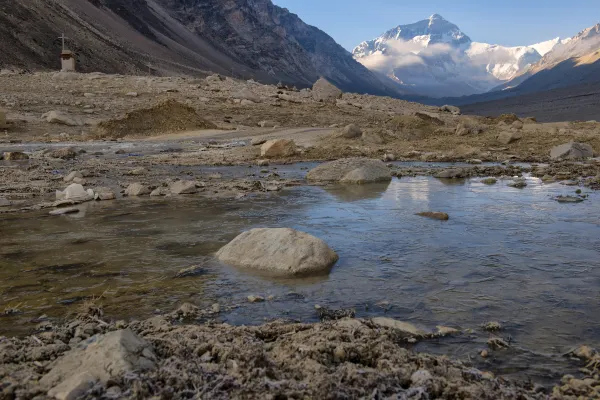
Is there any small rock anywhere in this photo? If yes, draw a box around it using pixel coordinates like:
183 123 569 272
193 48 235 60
434 168 463 179
333 346 346 363
211 303 221 313
483 321 502 331
64 171 83 183
57 183 94 202
3 151 29 160
435 326 460 336
169 180 198 195
125 183 150 196
411 369 433 386
126 92 138 97
43 111 80 126
440 105 460 115
512 120 524 130
497 131 522 145
467 159 482 164
480 350 489 358
383 153 396 162
570 345 597 361
94 187 116 201
247 295 265 303
371 317 426 337
417 212 449 221
256 159 270 167
251 138 268 146
488 337 509 349
258 120 277 128
260 139 296 158
555 195 584 203
551 142 594 160
150 187 169 197
481 178 497 185
175 265 205 278
127 167 147 176
49 147 78 160
508 178 527 188
312 77 343 103
334 124 362 139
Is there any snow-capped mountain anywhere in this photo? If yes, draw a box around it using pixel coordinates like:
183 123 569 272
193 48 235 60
352 14 565 97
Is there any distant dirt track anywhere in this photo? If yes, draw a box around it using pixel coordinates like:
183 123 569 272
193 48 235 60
462 82 600 122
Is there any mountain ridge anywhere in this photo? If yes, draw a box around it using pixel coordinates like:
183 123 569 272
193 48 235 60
0 0 402 96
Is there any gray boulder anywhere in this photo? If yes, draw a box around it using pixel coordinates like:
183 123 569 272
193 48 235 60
216 228 338 277
306 158 391 184
550 142 594 160
41 329 156 395
312 77 343 103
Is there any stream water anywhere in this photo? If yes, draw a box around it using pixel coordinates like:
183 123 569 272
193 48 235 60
1 168 599 383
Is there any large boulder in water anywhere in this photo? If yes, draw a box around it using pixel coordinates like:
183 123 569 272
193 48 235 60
216 228 339 277
312 77 342 103
550 142 594 160
306 158 392 184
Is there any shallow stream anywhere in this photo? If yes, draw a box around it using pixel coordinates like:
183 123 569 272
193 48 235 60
1 166 599 383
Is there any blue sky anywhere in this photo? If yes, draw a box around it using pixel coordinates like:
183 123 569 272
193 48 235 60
272 0 600 50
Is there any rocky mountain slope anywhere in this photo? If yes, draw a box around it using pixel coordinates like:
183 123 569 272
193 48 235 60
0 0 399 96
352 14 564 97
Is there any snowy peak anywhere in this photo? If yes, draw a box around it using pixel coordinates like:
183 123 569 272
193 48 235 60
530 38 562 56
352 14 471 59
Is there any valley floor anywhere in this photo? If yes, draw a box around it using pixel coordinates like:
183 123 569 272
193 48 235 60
1 71 600 399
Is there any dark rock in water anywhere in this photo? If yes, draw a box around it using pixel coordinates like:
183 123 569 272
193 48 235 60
434 169 463 179
555 195 584 203
417 212 449 221
315 305 355 321
174 265 206 278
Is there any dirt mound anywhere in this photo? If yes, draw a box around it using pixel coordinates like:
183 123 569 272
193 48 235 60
93 100 217 139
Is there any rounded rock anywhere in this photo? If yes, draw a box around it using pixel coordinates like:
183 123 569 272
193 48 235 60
216 228 338 277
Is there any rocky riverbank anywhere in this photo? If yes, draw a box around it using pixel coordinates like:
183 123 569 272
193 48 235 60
1 304 599 399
